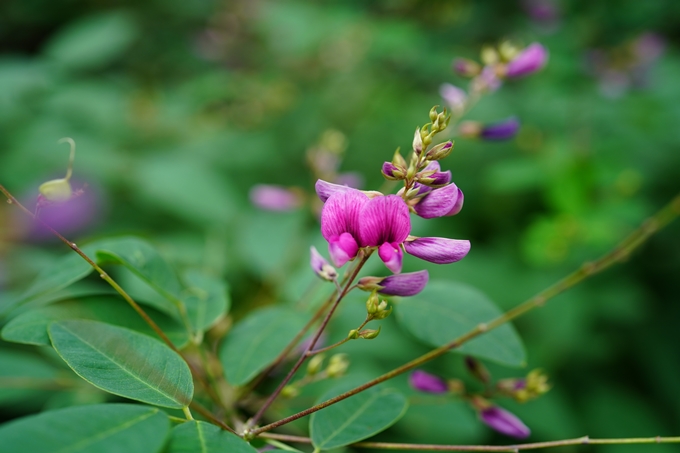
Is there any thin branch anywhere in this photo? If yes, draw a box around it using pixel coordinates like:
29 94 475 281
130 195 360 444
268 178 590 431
250 192 680 436
246 252 371 429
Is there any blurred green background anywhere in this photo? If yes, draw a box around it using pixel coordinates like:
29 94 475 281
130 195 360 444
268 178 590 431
1 0 680 450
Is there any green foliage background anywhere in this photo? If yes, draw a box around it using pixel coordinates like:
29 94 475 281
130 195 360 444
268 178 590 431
1 0 679 449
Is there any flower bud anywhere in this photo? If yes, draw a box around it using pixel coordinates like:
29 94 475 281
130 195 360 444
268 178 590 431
497 369 550 403
281 385 300 398
310 246 338 282
371 304 392 320
453 58 481 77
365 291 380 314
465 356 491 384
347 329 360 339
358 270 429 297
480 117 520 141
481 46 499 65
307 354 325 376
479 405 531 439
326 354 349 377
381 162 405 180
425 141 454 161
440 83 467 114
498 41 521 62
409 370 448 393
359 327 381 339
412 127 424 155
429 106 439 122
39 178 73 203
504 43 548 78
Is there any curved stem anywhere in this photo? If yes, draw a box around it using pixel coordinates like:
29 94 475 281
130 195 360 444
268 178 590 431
58 137 76 181
250 192 680 436
307 316 371 356
246 252 371 429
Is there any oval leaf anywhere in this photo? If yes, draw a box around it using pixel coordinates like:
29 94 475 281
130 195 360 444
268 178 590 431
310 381 408 450
219 307 307 386
395 281 526 367
183 271 230 335
48 319 194 408
0 403 169 453
2 295 189 347
0 349 60 407
167 420 258 453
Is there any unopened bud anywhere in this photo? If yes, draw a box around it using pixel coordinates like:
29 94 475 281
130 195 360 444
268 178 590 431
307 354 325 376
365 291 380 315
347 329 360 340
465 356 491 384
372 304 392 320
360 327 381 339
38 137 77 203
429 106 439 122
281 385 300 398
381 162 405 180
412 128 424 155
425 141 454 161
326 354 349 377
310 246 338 282
498 41 520 62
453 58 481 77
481 46 499 65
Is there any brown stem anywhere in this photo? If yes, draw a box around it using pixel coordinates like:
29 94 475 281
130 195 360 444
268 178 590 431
249 192 680 436
246 252 371 429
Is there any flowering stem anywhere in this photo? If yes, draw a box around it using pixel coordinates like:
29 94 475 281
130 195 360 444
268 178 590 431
249 192 680 436
246 252 371 430
307 316 371 356
259 432 680 451
0 184 232 424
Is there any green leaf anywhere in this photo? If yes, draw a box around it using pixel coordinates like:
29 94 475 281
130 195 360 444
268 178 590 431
48 319 194 408
44 11 139 70
219 307 307 386
0 349 60 407
0 403 169 453
310 380 408 450
167 420 258 453
2 295 189 348
182 271 230 336
395 281 526 367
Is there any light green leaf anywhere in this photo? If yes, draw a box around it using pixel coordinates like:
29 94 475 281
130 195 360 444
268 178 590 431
395 281 526 367
310 381 408 450
219 307 307 386
49 319 194 408
2 295 188 348
0 349 60 407
167 420 258 453
0 403 169 453
44 11 139 70
182 271 230 335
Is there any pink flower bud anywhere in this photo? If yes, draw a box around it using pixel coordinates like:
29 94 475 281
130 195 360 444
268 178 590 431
505 43 548 78
250 185 302 211
409 370 448 393
480 406 531 439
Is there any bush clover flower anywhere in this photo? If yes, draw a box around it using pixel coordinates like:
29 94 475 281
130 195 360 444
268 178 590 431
250 184 303 211
357 270 429 297
409 370 449 394
479 406 531 439
504 43 548 78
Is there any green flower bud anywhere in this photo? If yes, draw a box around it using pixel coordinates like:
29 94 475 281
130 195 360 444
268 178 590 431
347 329 360 340
360 326 381 339
365 291 380 315
412 128 424 155
481 45 499 65
39 178 73 202
281 385 300 398
307 354 325 376
426 141 454 161
429 106 439 122
326 354 349 377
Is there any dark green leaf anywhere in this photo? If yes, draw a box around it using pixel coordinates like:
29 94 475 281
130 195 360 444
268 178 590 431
2 295 189 348
395 281 526 367
0 349 60 406
49 319 194 408
167 420 258 453
0 403 169 453
310 381 408 450
219 307 307 386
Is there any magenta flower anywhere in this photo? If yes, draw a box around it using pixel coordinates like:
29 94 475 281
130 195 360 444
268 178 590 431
409 370 448 393
413 183 463 219
250 185 301 211
440 83 467 113
319 181 471 273
505 43 548 78
417 161 451 188
481 117 520 141
480 406 531 439
310 246 337 282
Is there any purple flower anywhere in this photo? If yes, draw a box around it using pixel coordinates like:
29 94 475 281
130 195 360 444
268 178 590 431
439 83 467 113
250 185 301 211
505 43 548 78
358 270 429 297
413 183 463 219
409 370 448 393
480 406 531 439
404 236 470 264
445 188 464 216
474 66 502 92
318 181 471 273
416 161 451 188
382 162 405 180
480 117 520 141
310 246 337 281
315 180 353 203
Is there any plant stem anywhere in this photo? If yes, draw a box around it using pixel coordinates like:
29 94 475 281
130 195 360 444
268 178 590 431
189 401 236 433
246 252 371 429
258 433 680 452
307 316 371 356
0 184 230 421
250 192 680 436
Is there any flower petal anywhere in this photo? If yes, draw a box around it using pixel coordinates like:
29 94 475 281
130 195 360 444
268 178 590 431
505 43 548 78
250 184 301 211
315 179 353 202
409 370 448 393
404 237 471 264
377 270 429 296
480 406 531 439
378 242 403 274
481 117 520 141
445 188 464 216
321 189 368 242
328 233 359 268
413 183 462 219
310 246 337 281
359 195 411 247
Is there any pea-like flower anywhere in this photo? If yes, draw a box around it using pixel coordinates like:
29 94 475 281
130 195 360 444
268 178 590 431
409 370 449 393
318 181 470 273
505 43 548 78
479 406 531 439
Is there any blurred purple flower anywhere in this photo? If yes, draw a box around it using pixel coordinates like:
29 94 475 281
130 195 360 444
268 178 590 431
335 172 364 189
480 406 531 439
480 117 520 141
404 236 470 264
409 370 448 393
505 43 548 78
439 83 467 113
475 66 502 92
250 185 302 211
358 270 429 297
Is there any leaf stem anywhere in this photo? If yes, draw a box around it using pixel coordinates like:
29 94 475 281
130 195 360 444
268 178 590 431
249 192 680 436
307 316 371 356
246 251 371 429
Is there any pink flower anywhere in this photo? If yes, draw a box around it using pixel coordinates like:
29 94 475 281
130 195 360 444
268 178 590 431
480 406 531 439
409 370 448 393
505 43 548 78
318 181 471 273
249 185 301 211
